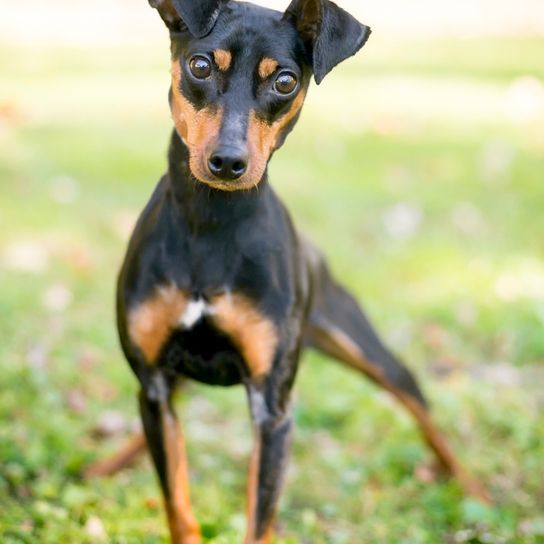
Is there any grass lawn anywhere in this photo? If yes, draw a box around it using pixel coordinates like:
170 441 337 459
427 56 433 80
1 34 543 543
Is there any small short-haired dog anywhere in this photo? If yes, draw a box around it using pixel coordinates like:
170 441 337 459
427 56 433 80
94 1 487 542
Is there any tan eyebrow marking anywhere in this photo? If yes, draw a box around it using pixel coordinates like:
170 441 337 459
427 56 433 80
258 57 279 79
213 49 232 71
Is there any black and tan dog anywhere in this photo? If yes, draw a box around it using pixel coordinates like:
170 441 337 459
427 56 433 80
88 0 487 542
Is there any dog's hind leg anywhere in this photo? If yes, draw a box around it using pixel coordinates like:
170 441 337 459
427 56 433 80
303 243 489 501
83 432 146 478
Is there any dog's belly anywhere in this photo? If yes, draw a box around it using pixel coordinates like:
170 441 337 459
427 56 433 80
160 317 245 386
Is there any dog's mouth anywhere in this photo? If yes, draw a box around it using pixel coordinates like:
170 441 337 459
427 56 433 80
193 174 260 192
186 145 267 192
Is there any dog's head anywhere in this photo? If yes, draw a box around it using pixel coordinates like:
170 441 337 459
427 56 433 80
150 0 370 191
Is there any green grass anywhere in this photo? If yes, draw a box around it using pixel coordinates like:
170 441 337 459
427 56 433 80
1 36 544 543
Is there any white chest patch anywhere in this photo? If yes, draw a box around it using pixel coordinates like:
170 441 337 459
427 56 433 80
179 297 210 329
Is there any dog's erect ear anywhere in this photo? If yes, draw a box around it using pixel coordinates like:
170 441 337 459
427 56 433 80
149 0 228 37
284 0 371 84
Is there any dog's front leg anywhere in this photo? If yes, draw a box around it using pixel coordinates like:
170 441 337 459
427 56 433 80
139 372 200 544
244 375 294 544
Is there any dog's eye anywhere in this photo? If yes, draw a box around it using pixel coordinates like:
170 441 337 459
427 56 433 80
274 72 298 95
189 56 212 79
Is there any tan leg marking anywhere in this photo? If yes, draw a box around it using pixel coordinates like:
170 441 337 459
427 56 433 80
213 49 232 71
258 57 279 80
212 293 278 380
128 285 188 365
162 402 201 544
245 437 274 544
245 436 261 544
310 324 491 502
258 527 274 544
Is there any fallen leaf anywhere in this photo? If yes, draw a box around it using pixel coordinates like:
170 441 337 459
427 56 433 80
414 462 437 484
504 75 544 124
84 515 107 541
421 322 448 350
2 240 49 273
49 175 79 204
480 139 515 185
451 202 487 237
111 210 138 241
42 284 73 312
92 410 128 438
382 202 422 240
145 496 160 510
65 389 87 414
26 343 48 370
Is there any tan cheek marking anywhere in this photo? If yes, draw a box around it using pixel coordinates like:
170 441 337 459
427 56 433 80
258 57 279 79
170 60 303 192
170 60 223 183
245 90 306 177
212 294 278 379
128 285 188 365
213 49 232 71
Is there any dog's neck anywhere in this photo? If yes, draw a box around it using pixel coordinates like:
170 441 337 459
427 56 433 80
167 130 270 232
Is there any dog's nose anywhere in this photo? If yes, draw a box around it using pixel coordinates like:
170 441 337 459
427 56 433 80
207 146 248 180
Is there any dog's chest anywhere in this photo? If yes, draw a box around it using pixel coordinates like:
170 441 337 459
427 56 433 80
127 285 278 383
179 296 212 328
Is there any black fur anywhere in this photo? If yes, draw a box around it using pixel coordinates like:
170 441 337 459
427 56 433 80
285 0 371 83
109 2 483 542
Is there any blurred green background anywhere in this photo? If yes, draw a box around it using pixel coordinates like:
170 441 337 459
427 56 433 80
1 1 543 542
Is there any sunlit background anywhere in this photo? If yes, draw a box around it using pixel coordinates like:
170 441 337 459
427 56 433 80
1 1 543 543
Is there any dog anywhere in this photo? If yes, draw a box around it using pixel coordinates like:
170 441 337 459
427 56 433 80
87 1 488 542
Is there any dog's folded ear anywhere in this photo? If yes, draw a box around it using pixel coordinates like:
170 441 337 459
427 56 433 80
149 0 229 37
284 0 371 84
